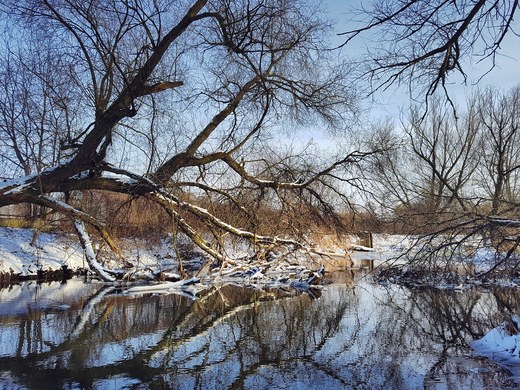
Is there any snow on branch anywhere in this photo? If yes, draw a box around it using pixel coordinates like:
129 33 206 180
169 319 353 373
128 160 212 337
35 195 122 257
150 192 303 248
487 217 520 228
73 220 116 282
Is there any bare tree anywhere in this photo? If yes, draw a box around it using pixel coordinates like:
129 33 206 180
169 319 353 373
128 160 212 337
474 86 520 215
0 33 85 223
405 101 480 213
0 40 76 178
365 99 479 228
366 87 520 275
0 0 368 280
344 1 520 276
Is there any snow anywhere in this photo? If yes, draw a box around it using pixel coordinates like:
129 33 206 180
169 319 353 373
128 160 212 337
472 316 520 382
349 244 374 252
100 171 139 185
471 247 500 272
0 227 180 278
0 227 85 275
2 182 32 195
0 158 73 191
350 234 413 266
0 174 37 191
74 221 116 282
350 233 520 276
2 225 517 291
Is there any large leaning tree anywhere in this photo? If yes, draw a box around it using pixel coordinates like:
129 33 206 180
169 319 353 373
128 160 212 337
0 0 367 281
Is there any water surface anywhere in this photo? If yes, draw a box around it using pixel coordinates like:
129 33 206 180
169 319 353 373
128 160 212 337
0 275 517 389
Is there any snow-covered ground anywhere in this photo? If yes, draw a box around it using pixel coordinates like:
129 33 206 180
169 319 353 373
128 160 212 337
0 227 395 278
0 227 85 275
0 227 326 292
351 233 520 276
0 226 516 283
0 227 184 276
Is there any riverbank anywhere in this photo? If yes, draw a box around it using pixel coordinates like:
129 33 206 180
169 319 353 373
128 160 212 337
0 227 344 287
0 226 184 284
3 226 518 289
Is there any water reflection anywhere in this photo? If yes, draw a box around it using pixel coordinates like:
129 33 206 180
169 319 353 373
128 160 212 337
0 277 516 389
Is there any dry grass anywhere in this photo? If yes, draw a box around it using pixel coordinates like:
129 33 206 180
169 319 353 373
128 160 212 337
1 190 384 251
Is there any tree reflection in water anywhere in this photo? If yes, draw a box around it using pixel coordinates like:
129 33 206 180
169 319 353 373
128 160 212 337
0 277 515 389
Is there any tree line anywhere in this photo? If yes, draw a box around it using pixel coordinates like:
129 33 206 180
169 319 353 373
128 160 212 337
364 86 520 266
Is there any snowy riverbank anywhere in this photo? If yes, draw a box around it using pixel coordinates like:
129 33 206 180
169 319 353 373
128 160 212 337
0 227 332 285
0 227 188 280
2 226 516 288
0 228 85 276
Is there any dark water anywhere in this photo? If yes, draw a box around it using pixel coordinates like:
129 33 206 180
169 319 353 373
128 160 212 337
0 274 518 389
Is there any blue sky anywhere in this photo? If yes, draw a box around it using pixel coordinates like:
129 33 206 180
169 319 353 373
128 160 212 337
323 0 520 121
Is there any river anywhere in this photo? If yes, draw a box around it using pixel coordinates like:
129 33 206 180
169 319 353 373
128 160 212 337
0 273 518 389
